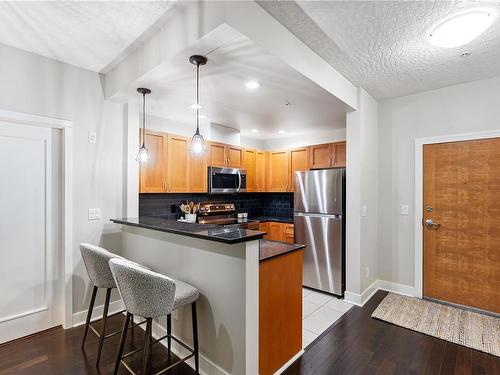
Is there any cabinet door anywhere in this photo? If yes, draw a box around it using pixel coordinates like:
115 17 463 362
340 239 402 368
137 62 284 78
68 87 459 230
309 143 332 169
227 145 244 168
255 151 267 192
243 148 256 192
289 147 309 192
259 222 270 240
269 222 285 242
284 224 294 243
189 151 207 193
333 141 346 167
268 150 290 192
167 134 189 192
207 142 227 167
139 130 168 193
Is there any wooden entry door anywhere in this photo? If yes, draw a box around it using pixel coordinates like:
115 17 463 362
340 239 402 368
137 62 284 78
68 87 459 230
423 138 500 314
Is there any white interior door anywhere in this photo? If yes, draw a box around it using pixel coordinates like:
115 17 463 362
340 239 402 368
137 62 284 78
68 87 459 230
0 121 60 344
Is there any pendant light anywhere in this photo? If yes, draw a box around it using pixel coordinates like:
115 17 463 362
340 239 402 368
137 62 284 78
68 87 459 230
189 55 207 154
136 87 152 163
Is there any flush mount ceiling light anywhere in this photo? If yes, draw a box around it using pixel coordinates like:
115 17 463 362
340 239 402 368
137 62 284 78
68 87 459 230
245 81 260 90
428 10 494 48
251 129 259 133
277 130 286 135
189 55 208 154
135 87 152 163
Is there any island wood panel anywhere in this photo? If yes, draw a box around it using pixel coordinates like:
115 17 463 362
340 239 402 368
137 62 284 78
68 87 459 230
189 150 207 193
139 130 168 193
255 151 267 192
243 148 256 191
167 134 189 192
333 141 346 167
423 138 500 313
289 147 309 191
309 143 332 169
207 141 227 167
259 250 303 375
268 150 290 192
227 145 244 168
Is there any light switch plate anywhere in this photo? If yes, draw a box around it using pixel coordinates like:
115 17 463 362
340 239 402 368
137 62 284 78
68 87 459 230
88 208 101 220
362 205 367 217
401 205 409 215
88 131 97 144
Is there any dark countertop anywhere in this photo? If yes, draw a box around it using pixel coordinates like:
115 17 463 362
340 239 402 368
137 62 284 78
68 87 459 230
259 239 305 261
250 216 294 224
111 217 265 244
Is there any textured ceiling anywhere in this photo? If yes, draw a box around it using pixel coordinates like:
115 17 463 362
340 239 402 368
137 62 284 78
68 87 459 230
0 1 174 72
259 1 500 100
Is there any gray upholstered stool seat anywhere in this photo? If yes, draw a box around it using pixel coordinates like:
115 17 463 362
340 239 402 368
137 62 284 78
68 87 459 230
79 243 147 368
109 258 200 375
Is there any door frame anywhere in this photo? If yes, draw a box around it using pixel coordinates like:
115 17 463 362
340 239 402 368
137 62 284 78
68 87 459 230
414 129 500 298
0 109 73 328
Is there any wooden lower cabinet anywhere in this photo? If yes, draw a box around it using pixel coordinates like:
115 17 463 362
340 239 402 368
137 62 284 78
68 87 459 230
259 250 303 375
259 221 294 243
268 222 285 242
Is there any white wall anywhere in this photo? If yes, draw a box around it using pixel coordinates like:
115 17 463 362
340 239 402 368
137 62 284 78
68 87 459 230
378 75 500 289
0 43 124 315
345 88 379 299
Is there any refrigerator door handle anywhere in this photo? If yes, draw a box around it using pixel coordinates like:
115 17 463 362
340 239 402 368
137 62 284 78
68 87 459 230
295 212 342 219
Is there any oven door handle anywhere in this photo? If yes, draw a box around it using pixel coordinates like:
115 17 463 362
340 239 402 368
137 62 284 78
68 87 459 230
237 170 242 192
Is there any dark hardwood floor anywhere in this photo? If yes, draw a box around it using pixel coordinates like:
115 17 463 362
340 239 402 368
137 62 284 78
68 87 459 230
284 291 499 375
0 291 498 374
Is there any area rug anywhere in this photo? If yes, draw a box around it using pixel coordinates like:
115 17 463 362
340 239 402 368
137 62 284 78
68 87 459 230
371 293 500 357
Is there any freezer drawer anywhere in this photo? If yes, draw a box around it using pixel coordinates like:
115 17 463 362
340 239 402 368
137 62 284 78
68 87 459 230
294 212 343 295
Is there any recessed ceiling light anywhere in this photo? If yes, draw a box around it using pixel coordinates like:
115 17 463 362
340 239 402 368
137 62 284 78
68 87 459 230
251 129 259 133
198 114 207 119
190 103 202 109
460 51 472 58
428 10 494 48
246 81 260 90
278 130 285 135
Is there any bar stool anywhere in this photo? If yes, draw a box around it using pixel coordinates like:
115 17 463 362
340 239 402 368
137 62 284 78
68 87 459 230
109 258 200 375
79 243 145 367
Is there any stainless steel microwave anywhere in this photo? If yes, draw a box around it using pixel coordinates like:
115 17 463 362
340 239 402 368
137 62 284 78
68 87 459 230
208 167 247 194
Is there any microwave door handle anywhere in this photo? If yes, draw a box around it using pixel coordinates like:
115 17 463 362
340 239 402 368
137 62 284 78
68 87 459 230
237 170 242 192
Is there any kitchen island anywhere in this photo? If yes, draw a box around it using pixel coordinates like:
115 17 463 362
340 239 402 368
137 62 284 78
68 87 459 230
111 217 304 375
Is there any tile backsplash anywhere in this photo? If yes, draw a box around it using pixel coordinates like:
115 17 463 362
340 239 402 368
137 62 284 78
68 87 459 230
139 193 294 219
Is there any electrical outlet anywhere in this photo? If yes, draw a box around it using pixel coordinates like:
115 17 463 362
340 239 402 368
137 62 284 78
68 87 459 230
88 131 97 144
88 208 101 220
362 205 367 217
401 205 409 215
365 266 370 278
172 309 178 320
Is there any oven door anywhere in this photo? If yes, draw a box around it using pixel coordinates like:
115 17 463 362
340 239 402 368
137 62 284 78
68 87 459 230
208 167 247 194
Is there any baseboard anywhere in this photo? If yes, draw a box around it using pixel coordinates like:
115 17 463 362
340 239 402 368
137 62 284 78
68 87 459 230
72 299 124 327
143 317 229 375
273 349 304 375
344 280 416 307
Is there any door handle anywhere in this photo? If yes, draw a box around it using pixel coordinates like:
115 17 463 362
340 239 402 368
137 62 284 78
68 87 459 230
425 219 441 230
237 170 242 192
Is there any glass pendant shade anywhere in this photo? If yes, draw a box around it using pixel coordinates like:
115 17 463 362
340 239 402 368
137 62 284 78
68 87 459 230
190 130 206 154
136 144 151 163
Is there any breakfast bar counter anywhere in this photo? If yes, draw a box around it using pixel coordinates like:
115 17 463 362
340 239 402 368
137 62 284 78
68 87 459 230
112 217 304 375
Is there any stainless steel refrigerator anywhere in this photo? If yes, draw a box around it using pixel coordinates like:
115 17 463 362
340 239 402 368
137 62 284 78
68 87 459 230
294 168 345 296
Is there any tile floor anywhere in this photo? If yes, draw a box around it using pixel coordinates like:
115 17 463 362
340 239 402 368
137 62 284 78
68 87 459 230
302 287 353 348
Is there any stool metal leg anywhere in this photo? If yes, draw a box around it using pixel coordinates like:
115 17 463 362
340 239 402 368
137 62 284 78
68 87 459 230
192 302 199 374
96 288 112 368
142 318 153 375
167 314 172 362
113 312 131 375
81 286 98 348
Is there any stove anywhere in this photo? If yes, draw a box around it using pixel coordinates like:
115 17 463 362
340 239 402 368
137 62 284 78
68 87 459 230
197 203 259 230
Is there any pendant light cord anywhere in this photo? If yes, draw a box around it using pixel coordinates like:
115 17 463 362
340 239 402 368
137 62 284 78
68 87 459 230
141 92 146 147
196 62 200 133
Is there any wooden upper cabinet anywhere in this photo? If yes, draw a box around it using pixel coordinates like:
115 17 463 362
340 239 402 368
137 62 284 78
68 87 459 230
243 148 256 192
167 134 189 192
255 151 267 192
207 142 227 167
289 147 309 192
309 143 332 169
189 150 207 193
227 145 244 168
139 130 168 193
333 141 346 167
268 150 290 192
